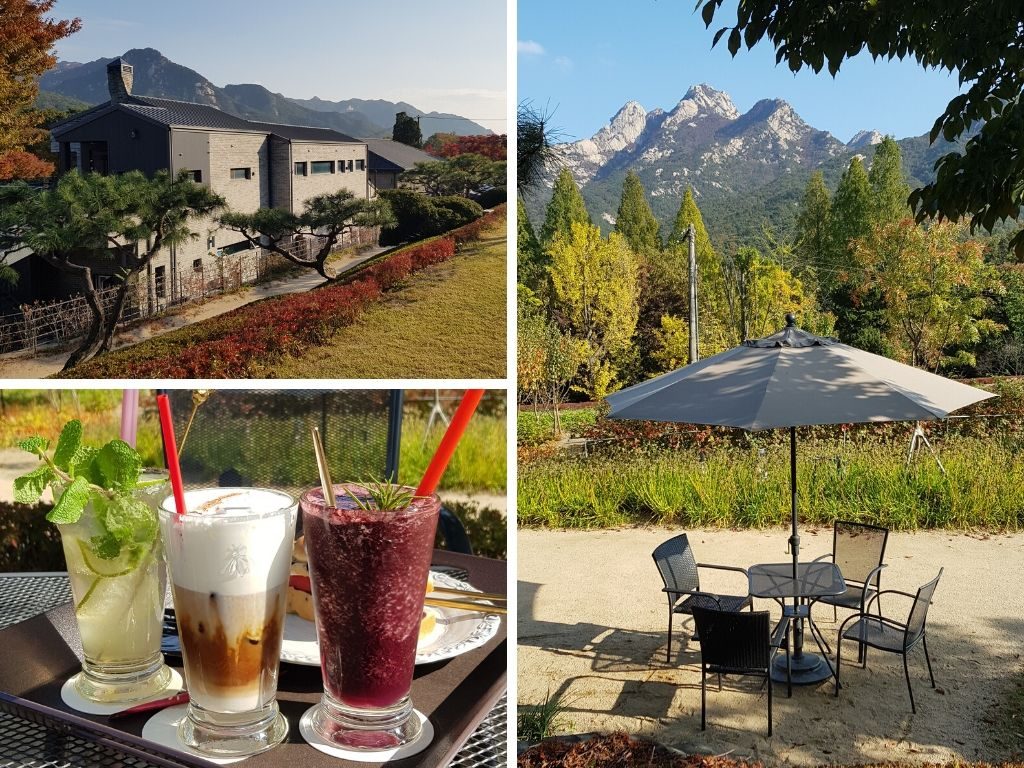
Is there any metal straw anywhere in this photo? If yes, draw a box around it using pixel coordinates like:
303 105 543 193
310 427 335 508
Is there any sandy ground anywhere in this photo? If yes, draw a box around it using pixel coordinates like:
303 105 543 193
518 527 1024 765
0 246 384 379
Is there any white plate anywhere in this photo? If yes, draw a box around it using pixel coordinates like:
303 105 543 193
280 571 501 666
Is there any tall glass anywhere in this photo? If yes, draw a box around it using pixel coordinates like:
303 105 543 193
300 484 441 750
159 488 296 757
59 470 173 703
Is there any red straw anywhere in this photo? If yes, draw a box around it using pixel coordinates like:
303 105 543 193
156 394 188 517
415 389 485 497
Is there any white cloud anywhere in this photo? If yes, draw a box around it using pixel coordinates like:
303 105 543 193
518 40 545 56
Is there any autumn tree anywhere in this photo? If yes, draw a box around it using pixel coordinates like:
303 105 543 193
426 133 507 160
852 220 1003 371
614 171 661 258
697 0 1024 253
0 0 80 178
7 170 224 368
868 137 911 226
222 190 394 280
392 111 422 148
540 168 591 245
548 222 640 398
720 247 810 345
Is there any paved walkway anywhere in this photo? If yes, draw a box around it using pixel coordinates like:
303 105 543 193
0 246 386 379
519 527 1024 766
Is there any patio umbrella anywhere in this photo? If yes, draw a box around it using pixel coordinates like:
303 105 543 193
607 314 994 678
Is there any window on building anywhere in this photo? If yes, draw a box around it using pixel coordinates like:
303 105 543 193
338 160 346 173
193 259 203 272
294 162 307 176
346 159 354 172
155 266 166 299
186 169 202 183
207 235 216 250
355 159 365 171
230 167 252 180
311 161 334 174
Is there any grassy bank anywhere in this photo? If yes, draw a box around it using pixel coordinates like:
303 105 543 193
518 406 597 446
519 437 1024 530
270 223 506 378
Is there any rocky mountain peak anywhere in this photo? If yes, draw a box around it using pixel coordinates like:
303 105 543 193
847 129 884 149
682 83 740 119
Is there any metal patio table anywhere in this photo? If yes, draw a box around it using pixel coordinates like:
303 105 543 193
0 571 506 768
748 562 845 685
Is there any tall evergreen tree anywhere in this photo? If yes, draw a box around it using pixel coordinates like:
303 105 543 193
540 168 591 245
392 111 422 148
868 136 912 226
614 171 661 257
517 197 548 297
829 157 873 273
793 171 831 290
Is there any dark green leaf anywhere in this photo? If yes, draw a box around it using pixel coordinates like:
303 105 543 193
104 497 157 545
89 532 121 560
17 436 48 455
95 440 142 492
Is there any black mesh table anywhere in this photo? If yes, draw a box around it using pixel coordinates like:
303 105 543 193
0 572 506 768
748 562 845 686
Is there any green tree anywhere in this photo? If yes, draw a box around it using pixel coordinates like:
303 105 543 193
548 222 640 398
392 111 422 148
400 153 505 197
651 314 689 372
852 220 1004 371
517 100 558 194
8 170 224 368
222 190 394 280
868 137 911 226
829 157 873 274
614 171 661 257
697 0 1024 253
792 171 831 288
517 197 548 298
540 168 591 246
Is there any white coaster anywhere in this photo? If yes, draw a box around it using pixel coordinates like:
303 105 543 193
60 668 184 716
141 704 247 765
298 706 433 762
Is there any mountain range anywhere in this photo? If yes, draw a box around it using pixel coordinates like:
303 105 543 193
38 48 493 138
523 84 964 245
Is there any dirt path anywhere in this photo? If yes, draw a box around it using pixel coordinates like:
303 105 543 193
518 527 1024 766
0 247 385 379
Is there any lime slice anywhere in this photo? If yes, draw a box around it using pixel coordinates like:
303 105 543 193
76 539 134 578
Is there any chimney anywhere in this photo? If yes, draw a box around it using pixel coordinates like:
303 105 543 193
106 58 133 102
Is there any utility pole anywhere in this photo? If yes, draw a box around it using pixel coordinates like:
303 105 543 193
687 222 699 364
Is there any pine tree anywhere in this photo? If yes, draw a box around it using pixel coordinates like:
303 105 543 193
392 112 422 148
614 171 660 257
517 197 548 297
829 157 872 273
868 136 911 226
793 171 831 291
540 168 591 246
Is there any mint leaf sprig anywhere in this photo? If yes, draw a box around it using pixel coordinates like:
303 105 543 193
343 480 422 512
14 420 152 556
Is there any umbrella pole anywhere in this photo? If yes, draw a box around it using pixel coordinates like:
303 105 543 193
790 425 804 661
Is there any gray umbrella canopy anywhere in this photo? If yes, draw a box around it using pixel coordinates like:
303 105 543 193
606 318 994 429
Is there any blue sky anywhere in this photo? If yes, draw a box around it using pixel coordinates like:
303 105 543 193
518 0 963 143
50 0 507 132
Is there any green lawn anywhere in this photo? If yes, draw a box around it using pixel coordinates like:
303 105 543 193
269 227 506 378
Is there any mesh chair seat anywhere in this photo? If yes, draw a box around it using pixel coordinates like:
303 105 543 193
840 616 910 652
678 593 752 615
819 584 877 610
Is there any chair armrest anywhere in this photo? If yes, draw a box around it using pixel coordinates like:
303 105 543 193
811 553 833 564
856 564 888 603
663 587 723 609
770 616 792 649
696 562 749 576
864 588 919 617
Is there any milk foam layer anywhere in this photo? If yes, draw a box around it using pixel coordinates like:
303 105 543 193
159 488 296 597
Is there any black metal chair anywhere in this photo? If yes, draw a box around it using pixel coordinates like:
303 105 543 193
835 569 942 713
691 607 789 737
813 520 889 623
652 533 752 663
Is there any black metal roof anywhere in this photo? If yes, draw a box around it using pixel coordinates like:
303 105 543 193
363 139 435 172
51 95 362 144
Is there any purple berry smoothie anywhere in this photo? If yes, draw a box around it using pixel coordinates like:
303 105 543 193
300 485 440 709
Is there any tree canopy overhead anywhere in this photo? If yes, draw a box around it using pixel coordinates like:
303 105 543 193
697 0 1024 252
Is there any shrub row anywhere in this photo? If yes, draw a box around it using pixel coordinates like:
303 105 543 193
65 237 460 378
518 437 1024 531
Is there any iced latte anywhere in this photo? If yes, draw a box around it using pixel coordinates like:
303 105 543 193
159 488 296 757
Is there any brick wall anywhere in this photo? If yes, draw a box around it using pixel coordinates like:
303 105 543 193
290 141 368 210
